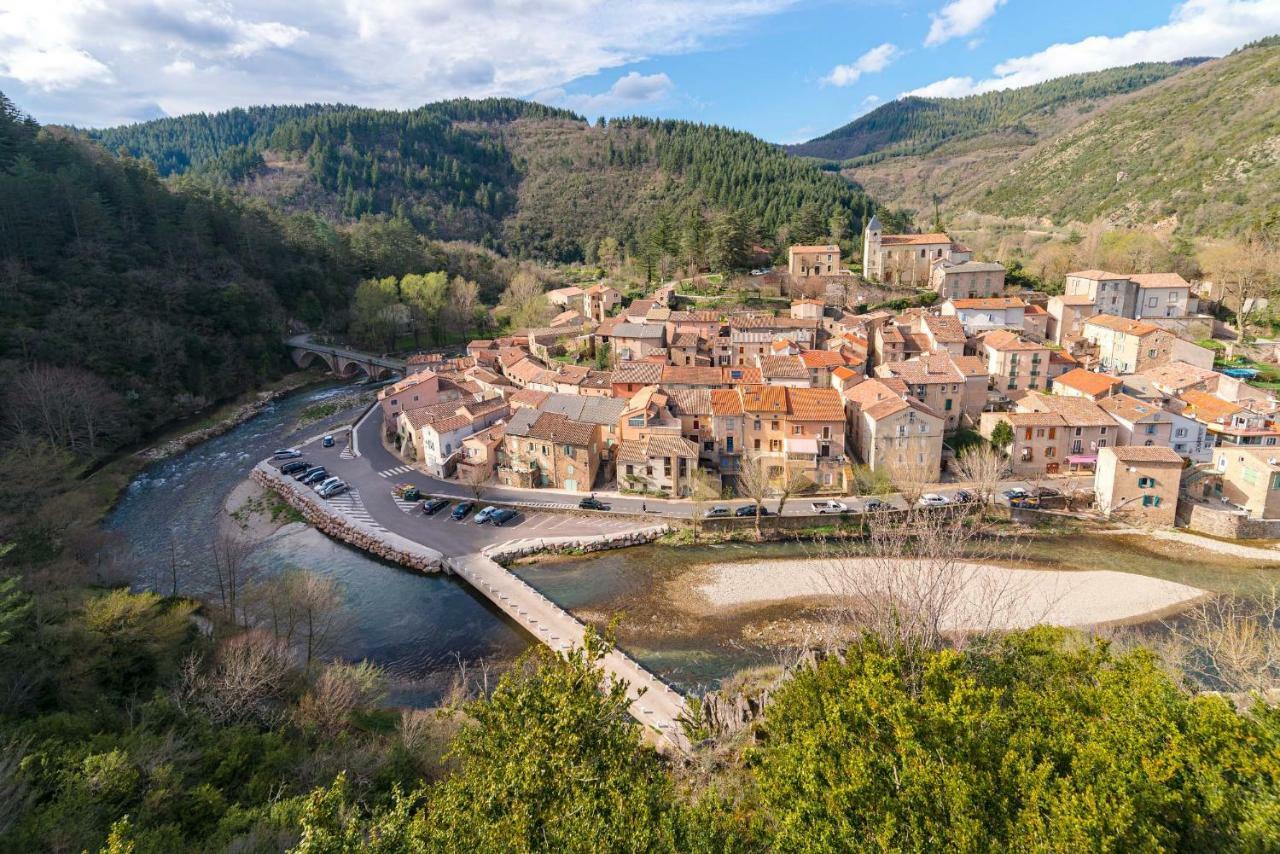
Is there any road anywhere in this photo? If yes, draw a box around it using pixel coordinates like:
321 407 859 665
336 405 1093 520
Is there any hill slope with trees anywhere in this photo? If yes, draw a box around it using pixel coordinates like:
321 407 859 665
85 100 875 263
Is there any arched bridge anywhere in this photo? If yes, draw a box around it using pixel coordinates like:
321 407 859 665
287 334 405 381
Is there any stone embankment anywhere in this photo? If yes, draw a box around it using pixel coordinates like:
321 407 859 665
483 526 671 563
252 463 447 573
139 381 311 461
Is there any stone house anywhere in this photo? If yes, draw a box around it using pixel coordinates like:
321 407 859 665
875 352 986 434
941 297 1027 336
617 434 701 496
583 283 622 321
1012 394 1119 472
861 217 970 284
1094 446 1182 526
1051 368 1123 400
845 379 945 482
1209 446 1280 519
979 329 1053 393
607 322 666 363
1097 393 1174 448
1046 295 1097 345
930 260 1006 300
788 244 841 278
498 409 600 492
1081 315 1176 374
396 397 509 477
457 423 506 484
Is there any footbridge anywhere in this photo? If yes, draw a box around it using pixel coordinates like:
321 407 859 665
287 334 405 381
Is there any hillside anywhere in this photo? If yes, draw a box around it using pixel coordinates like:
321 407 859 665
87 100 874 262
969 38 1280 235
806 39 1280 237
789 61 1198 163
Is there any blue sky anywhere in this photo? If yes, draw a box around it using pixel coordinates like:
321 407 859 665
1 0 1277 141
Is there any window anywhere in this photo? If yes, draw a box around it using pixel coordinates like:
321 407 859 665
771 420 780 431
1138 476 1155 488
754 419 762 430
628 416 644 427
1271 473 1280 491
566 463 574 476
625 464 634 476
1045 447 1056 458
793 425 802 435
822 426 831 439
753 439 761 450
1175 427 1186 438
944 399 953 411
1147 296 1157 308
1142 495 1161 507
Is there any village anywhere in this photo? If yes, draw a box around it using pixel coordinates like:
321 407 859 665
369 221 1280 539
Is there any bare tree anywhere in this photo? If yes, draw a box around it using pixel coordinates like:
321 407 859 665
210 531 258 627
774 468 814 518
819 503 1044 670
735 452 774 541
686 466 721 543
245 570 349 674
175 630 295 726
295 660 386 738
1160 588 1280 701
954 444 1011 508
890 458 937 508
458 460 489 503
1199 237 1280 338
1 362 130 456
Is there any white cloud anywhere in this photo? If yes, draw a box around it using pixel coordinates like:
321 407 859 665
924 0 1006 47
0 0 796 126
823 43 900 86
539 71 677 113
861 94 882 107
163 59 196 76
907 0 1280 98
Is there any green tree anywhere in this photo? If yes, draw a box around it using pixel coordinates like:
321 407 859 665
350 276 402 352
756 629 1280 852
400 271 449 347
709 208 753 272
989 419 1014 452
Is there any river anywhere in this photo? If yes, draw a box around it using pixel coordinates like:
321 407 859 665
106 381 528 706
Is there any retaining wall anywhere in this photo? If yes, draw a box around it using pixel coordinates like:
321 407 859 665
1176 499 1280 539
252 463 448 573
483 525 671 563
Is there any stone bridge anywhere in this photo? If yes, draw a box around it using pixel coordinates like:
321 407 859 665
287 334 405 381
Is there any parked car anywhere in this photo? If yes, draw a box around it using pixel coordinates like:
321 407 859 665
474 505 499 524
579 495 611 511
315 477 342 493
451 501 475 521
811 500 849 514
735 504 772 517
422 498 449 516
1009 495 1040 508
704 505 730 518
396 487 422 502
295 465 325 481
1002 488 1028 501
273 448 302 459
862 498 891 512
300 468 329 485
490 508 518 526
917 493 949 507
319 480 347 498
280 460 310 475
952 490 974 504
322 435 335 448
1031 486 1061 498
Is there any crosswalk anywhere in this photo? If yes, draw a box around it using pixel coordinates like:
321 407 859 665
377 464 415 478
392 495 421 514
517 500 580 510
339 445 355 459
325 489 389 533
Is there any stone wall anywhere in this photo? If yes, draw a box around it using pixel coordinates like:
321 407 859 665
482 525 671 563
252 463 447 573
1176 498 1280 539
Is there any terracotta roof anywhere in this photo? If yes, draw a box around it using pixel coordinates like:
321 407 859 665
878 232 951 246
923 315 967 343
721 366 762 385
741 384 789 414
507 388 549 409
729 315 820 331
789 244 839 253
660 365 723 387
952 355 988 376
467 339 496 350
665 388 712 417
878 325 905 343
759 355 810 380
864 396 908 420
670 332 702 348
1053 368 1123 397
980 329 1046 352
1104 445 1183 464
877 353 964 385
1025 304 1047 315
1179 390 1242 423
617 433 700 463
1098 393 1170 423
1085 314 1161 337
613 361 664 384
710 389 744 416
1129 273 1190 289
799 349 846 369
832 365 860 382
506 410 596 446
1140 360 1217 391
550 309 586 327
949 297 1026 310
1053 294 1097 306
580 370 614 389
844 378 905 409
1003 411 1068 427
786 387 845 421
1018 394 1116 427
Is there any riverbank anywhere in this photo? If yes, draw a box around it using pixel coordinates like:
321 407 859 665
687 558 1208 630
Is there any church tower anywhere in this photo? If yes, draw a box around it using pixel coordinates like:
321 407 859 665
862 214 882 282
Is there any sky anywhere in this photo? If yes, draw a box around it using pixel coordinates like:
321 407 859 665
1 0 1278 142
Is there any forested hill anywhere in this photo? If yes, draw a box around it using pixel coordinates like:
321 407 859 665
788 60 1201 164
84 99 874 262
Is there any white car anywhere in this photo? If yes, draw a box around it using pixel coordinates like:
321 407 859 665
917 493 949 507
810 500 849 514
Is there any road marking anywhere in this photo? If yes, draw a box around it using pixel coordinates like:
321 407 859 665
378 464 415 478
325 489 389 533
392 496 420 514
339 445 355 459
